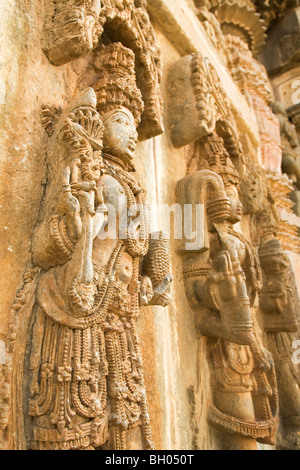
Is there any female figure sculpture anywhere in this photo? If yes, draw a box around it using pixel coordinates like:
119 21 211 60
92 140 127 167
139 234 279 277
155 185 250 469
26 43 171 450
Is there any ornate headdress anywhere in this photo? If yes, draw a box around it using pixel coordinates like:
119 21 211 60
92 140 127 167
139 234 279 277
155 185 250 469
188 133 240 188
93 42 144 126
259 238 287 262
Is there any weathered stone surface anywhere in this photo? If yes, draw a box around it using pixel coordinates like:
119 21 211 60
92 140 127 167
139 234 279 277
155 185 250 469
0 0 299 452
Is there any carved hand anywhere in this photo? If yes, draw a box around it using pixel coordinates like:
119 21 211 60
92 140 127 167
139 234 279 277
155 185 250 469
57 166 83 243
209 251 242 303
139 276 154 306
203 250 254 345
251 343 274 372
71 181 97 216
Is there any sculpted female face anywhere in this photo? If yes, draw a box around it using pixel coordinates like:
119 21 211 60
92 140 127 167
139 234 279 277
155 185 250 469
102 108 138 163
226 184 243 224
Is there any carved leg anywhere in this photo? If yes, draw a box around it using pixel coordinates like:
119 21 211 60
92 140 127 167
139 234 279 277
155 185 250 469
267 332 300 450
212 390 258 450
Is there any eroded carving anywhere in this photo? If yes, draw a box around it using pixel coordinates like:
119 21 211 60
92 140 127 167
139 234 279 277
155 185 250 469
194 0 225 53
272 101 300 190
177 133 279 450
0 266 40 450
42 0 102 65
168 51 245 177
239 153 280 246
259 238 300 450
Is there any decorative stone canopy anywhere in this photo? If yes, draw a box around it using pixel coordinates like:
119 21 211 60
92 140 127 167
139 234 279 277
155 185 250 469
209 0 267 55
254 0 300 26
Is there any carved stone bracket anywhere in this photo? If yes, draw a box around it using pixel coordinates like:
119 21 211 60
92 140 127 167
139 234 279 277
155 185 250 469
167 51 244 172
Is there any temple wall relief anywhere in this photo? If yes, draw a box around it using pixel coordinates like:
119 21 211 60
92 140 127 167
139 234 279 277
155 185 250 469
0 0 299 451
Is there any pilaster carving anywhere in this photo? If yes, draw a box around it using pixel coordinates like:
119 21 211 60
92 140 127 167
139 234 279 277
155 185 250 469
200 1 284 175
0 357 10 450
0 266 40 450
177 133 279 450
267 172 300 253
222 33 283 173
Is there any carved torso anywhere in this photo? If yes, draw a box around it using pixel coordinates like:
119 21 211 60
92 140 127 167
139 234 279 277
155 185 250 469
93 173 134 289
210 230 247 265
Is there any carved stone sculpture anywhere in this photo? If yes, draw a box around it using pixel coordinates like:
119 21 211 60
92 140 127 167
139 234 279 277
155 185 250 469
22 44 171 451
272 101 300 190
194 0 225 53
259 238 300 450
167 51 245 179
200 1 283 174
177 133 279 450
209 0 267 56
42 0 163 140
222 34 282 173
42 0 102 65
239 152 280 247
254 0 299 26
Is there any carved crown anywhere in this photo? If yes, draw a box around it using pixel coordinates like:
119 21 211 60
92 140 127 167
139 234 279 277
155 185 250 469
93 42 144 125
189 133 240 188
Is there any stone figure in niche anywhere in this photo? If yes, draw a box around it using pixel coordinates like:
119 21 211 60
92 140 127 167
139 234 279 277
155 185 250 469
26 43 172 451
259 238 300 450
177 133 279 450
272 101 300 190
